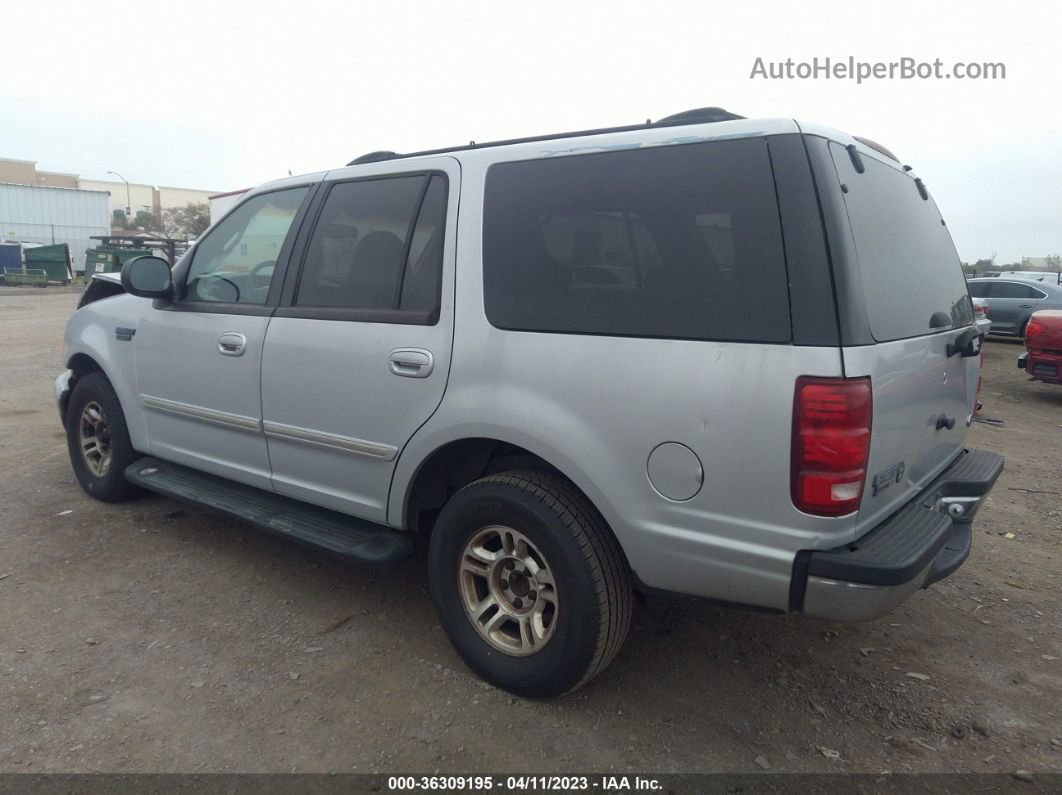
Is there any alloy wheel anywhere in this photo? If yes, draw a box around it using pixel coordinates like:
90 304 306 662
458 525 559 656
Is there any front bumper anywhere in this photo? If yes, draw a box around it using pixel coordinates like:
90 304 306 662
796 448 1004 622
55 369 73 426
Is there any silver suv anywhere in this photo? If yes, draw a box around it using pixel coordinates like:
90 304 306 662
56 108 1003 697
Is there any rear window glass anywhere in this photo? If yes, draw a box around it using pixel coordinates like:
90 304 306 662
830 143 973 341
482 138 791 342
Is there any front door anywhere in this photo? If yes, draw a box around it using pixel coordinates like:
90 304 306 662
136 185 311 489
261 160 458 522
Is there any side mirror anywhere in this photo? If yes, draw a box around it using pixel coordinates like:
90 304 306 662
121 256 174 300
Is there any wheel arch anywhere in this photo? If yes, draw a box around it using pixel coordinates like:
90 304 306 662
67 351 105 381
395 435 627 566
398 437 567 531
59 353 105 425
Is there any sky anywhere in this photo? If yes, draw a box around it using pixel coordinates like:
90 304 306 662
3 0 1059 264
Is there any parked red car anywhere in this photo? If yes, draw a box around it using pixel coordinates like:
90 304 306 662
1018 310 1062 384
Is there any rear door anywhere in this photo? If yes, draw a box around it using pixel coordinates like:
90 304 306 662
985 281 1047 334
983 280 1023 333
826 142 979 532
260 160 458 522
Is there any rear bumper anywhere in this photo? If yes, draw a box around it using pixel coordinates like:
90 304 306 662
796 448 1004 622
1020 349 1062 384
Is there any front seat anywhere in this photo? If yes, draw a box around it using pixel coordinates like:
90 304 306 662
344 231 405 308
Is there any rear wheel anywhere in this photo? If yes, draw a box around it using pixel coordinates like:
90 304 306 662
66 372 142 502
429 469 632 698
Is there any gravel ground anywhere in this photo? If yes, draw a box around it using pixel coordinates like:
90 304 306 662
0 290 1058 775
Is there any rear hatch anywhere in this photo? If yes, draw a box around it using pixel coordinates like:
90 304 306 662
826 142 980 532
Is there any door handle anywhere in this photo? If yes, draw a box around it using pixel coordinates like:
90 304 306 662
1018 304 1033 308
389 348 434 378
217 332 247 356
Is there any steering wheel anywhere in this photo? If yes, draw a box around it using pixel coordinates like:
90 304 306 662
192 273 241 303
248 260 276 290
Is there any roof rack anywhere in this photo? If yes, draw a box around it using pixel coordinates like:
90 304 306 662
345 107 745 166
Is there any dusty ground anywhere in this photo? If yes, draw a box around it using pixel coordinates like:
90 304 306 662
0 289 1058 775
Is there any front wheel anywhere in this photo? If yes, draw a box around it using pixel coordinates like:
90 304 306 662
429 469 632 698
65 372 142 502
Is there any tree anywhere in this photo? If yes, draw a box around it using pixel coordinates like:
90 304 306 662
132 209 164 233
162 201 211 240
964 258 996 276
111 208 130 229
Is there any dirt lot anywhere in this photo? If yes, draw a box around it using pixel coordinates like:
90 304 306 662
0 288 1059 776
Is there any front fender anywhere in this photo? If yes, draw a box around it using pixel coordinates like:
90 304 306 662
63 293 148 451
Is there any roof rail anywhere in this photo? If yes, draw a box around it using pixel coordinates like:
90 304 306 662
345 107 744 166
652 107 745 125
350 150 399 165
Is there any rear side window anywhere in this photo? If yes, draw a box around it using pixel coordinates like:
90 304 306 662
992 281 1046 299
830 144 973 341
482 139 791 342
296 174 446 313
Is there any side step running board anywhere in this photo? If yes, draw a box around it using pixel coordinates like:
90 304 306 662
125 457 413 565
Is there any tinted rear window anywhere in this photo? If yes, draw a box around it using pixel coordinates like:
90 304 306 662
482 138 791 342
830 143 972 341
967 279 1049 299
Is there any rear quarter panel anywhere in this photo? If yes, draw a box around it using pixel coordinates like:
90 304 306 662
392 140 852 612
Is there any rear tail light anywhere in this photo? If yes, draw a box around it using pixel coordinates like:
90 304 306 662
792 377 872 517
1025 317 1045 344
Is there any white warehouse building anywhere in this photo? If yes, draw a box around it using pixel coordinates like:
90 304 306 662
0 183 110 274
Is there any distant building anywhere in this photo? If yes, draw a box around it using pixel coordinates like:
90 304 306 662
0 157 79 189
0 182 109 273
0 157 218 223
208 188 250 224
1021 256 1060 270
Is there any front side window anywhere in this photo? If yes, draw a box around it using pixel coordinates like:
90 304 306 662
482 138 791 342
183 188 308 304
295 174 447 313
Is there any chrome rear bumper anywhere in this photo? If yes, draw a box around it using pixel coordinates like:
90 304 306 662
797 448 1003 622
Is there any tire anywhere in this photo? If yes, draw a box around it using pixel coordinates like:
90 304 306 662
65 372 142 502
429 469 632 698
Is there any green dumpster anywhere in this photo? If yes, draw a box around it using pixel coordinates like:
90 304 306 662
2 268 48 287
84 245 154 276
24 243 72 284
